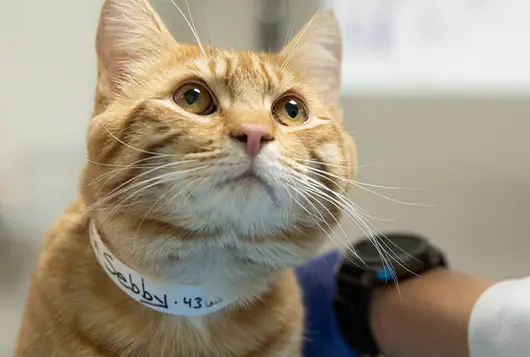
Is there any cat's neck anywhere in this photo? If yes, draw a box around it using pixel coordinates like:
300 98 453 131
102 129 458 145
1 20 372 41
84 236 301 355
88 213 278 315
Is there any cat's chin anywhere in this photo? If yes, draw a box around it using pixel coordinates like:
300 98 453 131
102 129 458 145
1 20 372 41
185 189 292 236
167 166 296 236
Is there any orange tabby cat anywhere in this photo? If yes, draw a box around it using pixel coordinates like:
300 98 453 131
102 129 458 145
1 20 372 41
15 0 356 356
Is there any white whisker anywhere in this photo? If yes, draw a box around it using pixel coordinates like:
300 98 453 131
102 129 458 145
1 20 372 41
283 0 299 48
284 166 418 291
352 180 425 191
131 177 191 244
90 159 199 206
169 0 207 60
99 166 208 225
100 122 172 157
287 182 365 266
279 13 326 71
302 179 402 287
285 183 364 268
88 163 203 211
301 164 434 207
87 154 177 168
206 0 212 45
283 155 368 170
85 155 183 187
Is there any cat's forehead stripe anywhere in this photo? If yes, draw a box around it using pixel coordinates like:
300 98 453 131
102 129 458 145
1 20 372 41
263 62 280 86
259 60 273 85
214 57 228 78
188 53 293 102
227 56 238 77
277 69 292 85
192 58 212 78
250 54 262 73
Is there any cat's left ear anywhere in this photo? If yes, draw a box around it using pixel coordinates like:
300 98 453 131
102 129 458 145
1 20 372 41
96 0 177 92
280 12 342 106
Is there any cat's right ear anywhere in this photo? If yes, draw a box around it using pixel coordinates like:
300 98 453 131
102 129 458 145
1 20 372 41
96 0 176 91
280 12 342 107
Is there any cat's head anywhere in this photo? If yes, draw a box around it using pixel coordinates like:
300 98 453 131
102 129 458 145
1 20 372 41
81 0 356 278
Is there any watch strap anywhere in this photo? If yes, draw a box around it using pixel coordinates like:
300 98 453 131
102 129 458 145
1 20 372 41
334 276 379 357
334 234 448 356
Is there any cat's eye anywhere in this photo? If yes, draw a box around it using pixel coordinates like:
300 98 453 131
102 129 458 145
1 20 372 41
271 95 309 126
172 82 217 115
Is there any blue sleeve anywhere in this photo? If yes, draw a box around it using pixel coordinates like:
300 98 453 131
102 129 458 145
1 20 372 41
295 251 358 357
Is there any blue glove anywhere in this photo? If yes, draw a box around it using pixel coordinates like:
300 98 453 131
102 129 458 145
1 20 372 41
295 250 358 357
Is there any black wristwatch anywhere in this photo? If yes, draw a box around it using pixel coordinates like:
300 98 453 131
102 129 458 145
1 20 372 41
333 233 447 357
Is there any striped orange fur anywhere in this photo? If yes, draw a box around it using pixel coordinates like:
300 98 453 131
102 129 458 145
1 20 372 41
15 1 356 356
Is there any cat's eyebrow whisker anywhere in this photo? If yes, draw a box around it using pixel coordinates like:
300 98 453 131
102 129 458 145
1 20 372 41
184 0 204 54
206 0 212 45
279 13 324 71
169 0 208 60
278 16 314 71
283 0 300 48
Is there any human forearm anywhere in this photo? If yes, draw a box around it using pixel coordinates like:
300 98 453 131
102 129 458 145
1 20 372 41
369 269 494 357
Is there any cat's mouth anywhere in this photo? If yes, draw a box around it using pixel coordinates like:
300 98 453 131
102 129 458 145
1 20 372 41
222 170 265 186
216 168 278 202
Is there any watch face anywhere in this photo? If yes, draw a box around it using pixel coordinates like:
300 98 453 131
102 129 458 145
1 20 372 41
352 233 428 266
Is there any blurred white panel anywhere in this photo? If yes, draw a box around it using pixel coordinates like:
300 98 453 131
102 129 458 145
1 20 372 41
327 0 530 95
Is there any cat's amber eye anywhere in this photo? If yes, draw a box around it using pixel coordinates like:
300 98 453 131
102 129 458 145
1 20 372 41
271 95 309 126
172 82 217 115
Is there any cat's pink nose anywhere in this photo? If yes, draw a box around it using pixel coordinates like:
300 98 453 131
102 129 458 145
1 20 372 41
230 125 274 157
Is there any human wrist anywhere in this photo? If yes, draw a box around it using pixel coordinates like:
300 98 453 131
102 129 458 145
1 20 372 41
369 268 493 357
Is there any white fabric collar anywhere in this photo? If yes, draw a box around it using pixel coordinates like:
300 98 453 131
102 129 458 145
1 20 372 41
89 220 234 316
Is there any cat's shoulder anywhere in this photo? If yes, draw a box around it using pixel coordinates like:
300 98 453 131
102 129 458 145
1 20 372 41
33 200 91 287
43 200 88 249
